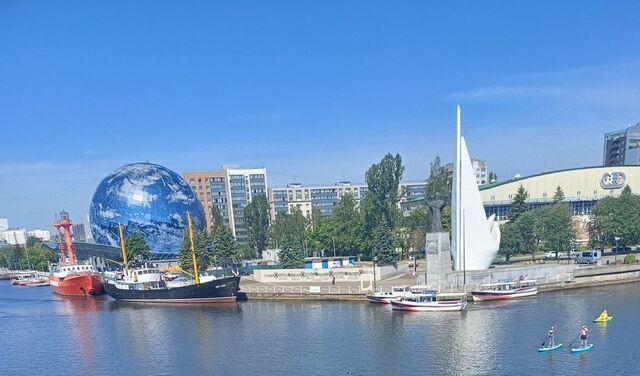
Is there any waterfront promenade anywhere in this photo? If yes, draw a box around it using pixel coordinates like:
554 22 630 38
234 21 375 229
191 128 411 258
239 260 640 301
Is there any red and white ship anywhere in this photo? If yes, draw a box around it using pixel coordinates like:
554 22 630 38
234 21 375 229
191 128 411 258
49 211 104 296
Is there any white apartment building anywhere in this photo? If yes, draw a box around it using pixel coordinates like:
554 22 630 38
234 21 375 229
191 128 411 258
27 229 51 242
471 159 489 185
2 228 27 245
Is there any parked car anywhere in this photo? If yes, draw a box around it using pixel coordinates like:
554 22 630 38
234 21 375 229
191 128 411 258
612 246 632 254
576 250 602 264
545 251 566 259
569 249 581 257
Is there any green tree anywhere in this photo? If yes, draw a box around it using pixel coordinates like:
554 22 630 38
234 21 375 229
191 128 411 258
442 205 451 233
211 204 225 228
245 194 270 259
330 193 364 256
552 186 565 203
26 236 41 248
512 210 539 260
372 219 397 266
178 230 214 273
424 156 451 202
498 222 518 263
363 153 404 257
509 185 529 221
269 208 307 251
488 171 497 183
21 246 56 271
590 187 640 247
400 206 429 257
535 203 574 259
278 235 305 269
213 224 237 262
125 233 151 263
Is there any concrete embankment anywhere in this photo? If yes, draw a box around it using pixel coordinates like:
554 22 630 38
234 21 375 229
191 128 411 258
539 263 640 292
241 263 640 301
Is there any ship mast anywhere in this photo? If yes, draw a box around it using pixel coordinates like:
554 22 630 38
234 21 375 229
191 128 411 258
118 223 129 275
53 210 76 265
186 211 200 285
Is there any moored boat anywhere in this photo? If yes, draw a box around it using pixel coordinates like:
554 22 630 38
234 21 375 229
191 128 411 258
23 276 50 287
391 291 467 312
49 263 104 296
366 286 412 304
49 211 104 296
104 267 239 303
471 280 537 302
104 212 240 303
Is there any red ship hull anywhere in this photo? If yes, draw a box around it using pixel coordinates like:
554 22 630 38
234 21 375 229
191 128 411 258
49 274 104 296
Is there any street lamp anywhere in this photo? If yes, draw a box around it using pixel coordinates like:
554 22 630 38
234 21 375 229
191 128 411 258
614 237 620 264
373 256 378 292
331 237 336 257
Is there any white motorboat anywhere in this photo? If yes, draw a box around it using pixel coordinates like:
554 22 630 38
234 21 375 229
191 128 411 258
471 280 538 302
366 286 412 304
390 291 467 312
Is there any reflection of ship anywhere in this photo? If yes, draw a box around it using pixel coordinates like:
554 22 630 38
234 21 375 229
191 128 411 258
104 213 239 303
49 211 104 296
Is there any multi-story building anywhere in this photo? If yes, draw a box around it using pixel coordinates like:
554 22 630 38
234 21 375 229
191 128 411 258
26 229 51 242
471 159 489 185
603 123 640 166
183 167 268 244
72 223 88 242
269 181 426 218
183 170 228 229
0 217 8 232
2 228 27 245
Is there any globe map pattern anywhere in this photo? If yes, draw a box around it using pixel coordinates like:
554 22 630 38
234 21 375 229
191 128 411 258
89 163 205 257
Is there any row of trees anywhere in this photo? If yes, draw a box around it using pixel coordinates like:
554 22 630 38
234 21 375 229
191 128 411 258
177 206 241 271
499 186 574 261
261 153 437 268
0 236 57 271
590 185 640 248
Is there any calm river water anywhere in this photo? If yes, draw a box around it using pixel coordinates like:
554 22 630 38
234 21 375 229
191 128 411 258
1 280 638 375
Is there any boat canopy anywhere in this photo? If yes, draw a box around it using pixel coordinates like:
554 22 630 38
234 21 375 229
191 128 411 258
480 280 536 288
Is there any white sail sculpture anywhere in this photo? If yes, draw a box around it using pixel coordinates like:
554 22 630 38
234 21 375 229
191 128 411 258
451 106 501 270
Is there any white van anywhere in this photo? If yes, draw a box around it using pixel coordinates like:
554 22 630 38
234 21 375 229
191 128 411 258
576 250 601 264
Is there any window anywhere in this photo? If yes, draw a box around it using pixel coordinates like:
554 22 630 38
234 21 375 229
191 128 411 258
577 191 581 195
543 193 547 198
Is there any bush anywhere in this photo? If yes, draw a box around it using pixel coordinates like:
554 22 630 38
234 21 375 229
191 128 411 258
623 254 636 264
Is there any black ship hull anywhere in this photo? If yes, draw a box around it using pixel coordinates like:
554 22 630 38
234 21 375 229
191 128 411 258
104 276 240 303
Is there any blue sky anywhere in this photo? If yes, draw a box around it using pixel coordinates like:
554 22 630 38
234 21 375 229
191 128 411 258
1 1 640 229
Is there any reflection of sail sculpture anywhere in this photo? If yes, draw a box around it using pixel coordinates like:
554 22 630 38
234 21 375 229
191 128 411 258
451 106 501 270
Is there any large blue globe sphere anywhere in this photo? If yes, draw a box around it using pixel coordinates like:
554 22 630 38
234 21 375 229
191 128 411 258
89 163 205 257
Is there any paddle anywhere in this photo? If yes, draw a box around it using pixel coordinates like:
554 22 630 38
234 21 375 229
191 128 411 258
567 332 581 349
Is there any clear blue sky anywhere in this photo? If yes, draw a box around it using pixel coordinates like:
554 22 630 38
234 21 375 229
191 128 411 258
1 1 639 229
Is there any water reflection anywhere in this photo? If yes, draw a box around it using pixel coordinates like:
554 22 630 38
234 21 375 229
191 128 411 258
2 281 639 375
53 296 103 376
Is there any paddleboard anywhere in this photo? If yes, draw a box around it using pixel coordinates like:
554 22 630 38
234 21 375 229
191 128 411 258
571 344 594 353
538 343 563 352
594 316 613 323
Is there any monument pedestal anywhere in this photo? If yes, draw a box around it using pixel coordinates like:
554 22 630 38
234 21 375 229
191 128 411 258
422 232 452 288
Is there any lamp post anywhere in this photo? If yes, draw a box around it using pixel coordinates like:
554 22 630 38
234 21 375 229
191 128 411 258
373 256 378 292
614 237 620 264
331 237 336 257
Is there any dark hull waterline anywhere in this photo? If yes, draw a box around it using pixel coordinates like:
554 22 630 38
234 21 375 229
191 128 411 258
104 276 240 303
